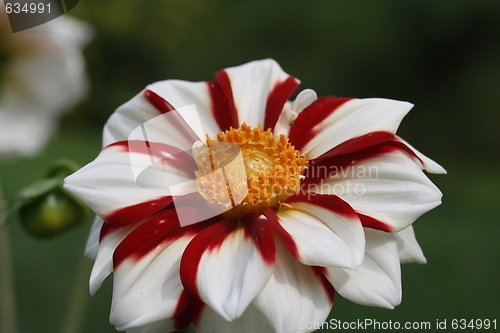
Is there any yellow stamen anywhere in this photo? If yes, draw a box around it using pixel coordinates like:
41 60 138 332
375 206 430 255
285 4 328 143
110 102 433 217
194 123 307 219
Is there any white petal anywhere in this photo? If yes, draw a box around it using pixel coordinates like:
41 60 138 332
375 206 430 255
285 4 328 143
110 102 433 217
315 147 442 232
181 218 274 321
89 223 139 296
103 88 203 149
396 136 447 174
0 111 55 157
394 225 427 264
272 104 293 138
110 234 193 331
253 238 333 333
291 89 317 112
219 59 299 128
146 80 222 139
84 216 104 260
0 16 91 157
282 194 365 269
196 304 274 333
64 143 195 222
297 98 412 159
109 209 209 331
275 208 363 269
1 15 91 115
326 228 401 309
273 89 317 138
126 319 174 333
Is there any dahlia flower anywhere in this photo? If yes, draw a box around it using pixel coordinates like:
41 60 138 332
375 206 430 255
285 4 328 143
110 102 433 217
0 6 91 157
65 59 445 333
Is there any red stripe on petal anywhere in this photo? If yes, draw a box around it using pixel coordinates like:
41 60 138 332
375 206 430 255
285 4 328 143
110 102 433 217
358 213 393 232
173 290 193 330
180 219 239 299
214 70 239 128
170 192 228 227
207 81 233 132
99 222 113 242
316 131 395 160
285 193 358 220
105 196 173 227
288 96 354 151
263 76 300 131
311 266 335 304
303 142 400 187
98 222 140 243
144 89 200 143
389 139 431 170
113 208 216 268
144 89 175 113
113 209 179 268
355 139 440 173
106 140 197 179
172 290 205 331
191 300 206 328
241 214 276 266
264 207 299 259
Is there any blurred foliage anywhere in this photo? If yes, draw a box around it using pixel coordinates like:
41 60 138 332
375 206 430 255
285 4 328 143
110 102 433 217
67 0 500 167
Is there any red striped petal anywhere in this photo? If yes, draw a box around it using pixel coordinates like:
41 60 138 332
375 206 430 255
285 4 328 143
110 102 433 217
241 213 276 266
263 76 300 131
144 89 175 114
179 216 275 310
288 96 353 152
264 206 299 259
106 140 197 179
304 143 442 233
214 70 239 128
268 194 365 269
358 213 393 232
143 89 200 144
302 142 400 188
315 131 395 160
311 266 335 304
180 218 239 299
215 59 298 130
172 290 204 331
206 81 233 132
105 196 173 227
285 192 358 220
113 208 216 269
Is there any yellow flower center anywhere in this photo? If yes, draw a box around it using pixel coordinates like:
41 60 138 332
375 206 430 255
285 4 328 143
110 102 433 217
194 124 307 219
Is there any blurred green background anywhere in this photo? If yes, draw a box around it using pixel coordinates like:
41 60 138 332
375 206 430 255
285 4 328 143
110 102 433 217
1 0 500 332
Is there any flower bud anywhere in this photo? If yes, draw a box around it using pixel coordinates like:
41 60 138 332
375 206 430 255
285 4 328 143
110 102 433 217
9 159 90 238
19 187 89 238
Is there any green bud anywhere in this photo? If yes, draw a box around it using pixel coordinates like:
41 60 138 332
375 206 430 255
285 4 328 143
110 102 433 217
4 158 90 238
46 158 82 179
19 187 89 238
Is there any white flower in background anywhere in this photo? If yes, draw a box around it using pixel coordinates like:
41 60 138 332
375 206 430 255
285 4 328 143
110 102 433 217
65 59 445 333
0 5 91 157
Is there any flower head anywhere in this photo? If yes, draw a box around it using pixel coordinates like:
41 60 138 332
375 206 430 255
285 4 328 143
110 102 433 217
65 59 444 333
0 6 92 158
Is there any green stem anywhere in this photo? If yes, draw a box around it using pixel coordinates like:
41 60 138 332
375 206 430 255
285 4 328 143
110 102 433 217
0 183 19 333
60 246 93 333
